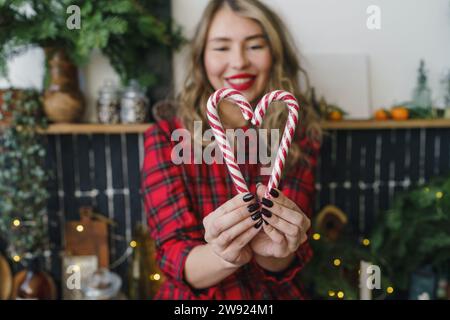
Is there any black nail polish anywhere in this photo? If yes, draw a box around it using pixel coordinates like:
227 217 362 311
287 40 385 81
251 211 262 221
262 198 273 208
261 208 272 218
269 189 279 198
247 203 260 213
254 219 263 228
262 219 269 225
243 193 254 202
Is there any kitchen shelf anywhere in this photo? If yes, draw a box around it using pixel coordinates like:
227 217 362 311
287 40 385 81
320 119 450 130
45 119 450 133
3 119 450 134
43 123 153 134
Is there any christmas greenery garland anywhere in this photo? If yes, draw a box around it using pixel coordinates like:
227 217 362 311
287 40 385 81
0 90 50 262
301 178 450 299
371 177 450 292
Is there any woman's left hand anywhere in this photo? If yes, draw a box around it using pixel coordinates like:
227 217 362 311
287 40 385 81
250 184 311 258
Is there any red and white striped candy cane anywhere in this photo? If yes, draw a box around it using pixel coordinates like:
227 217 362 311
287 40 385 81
206 88 254 194
252 90 300 198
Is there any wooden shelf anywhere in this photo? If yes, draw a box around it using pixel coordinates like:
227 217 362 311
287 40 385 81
43 123 153 134
320 119 450 130
4 120 450 134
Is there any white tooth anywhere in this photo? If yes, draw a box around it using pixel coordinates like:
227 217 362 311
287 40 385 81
228 78 252 85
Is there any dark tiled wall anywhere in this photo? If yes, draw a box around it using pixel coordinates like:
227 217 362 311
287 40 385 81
44 127 450 293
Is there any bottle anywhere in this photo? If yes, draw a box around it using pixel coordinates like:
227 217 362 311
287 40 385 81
127 241 141 300
411 60 432 110
11 256 57 300
127 224 163 299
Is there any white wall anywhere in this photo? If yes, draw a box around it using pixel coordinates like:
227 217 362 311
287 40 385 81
2 0 449 119
0 48 121 122
172 0 450 115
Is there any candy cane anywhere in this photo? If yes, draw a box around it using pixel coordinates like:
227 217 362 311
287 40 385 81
252 90 300 198
206 88 254 194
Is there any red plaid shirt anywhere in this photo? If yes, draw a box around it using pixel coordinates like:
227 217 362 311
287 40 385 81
141 118 320 300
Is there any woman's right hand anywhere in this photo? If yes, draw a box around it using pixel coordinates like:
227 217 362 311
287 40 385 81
203 193 263 268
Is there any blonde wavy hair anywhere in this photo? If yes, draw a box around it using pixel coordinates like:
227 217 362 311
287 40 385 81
177 0 322 169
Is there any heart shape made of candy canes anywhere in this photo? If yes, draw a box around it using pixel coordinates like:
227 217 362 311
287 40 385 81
207 88 300 198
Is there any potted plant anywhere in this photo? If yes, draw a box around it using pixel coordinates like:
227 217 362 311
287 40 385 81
0 0 183 122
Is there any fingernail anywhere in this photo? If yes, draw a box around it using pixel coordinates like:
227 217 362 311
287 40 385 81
247 203 260 213
269 189 279 198
262 198 273 208
254 219 263 228
251 211 262 221
262 218 269 225
261 208 272 218
243 193 254 202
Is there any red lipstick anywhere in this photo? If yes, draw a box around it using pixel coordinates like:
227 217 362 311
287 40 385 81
225 73 256 91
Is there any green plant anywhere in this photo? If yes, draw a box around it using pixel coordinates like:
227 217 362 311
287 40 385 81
0 0 184 88
300 233 380 300
0 90 50 261
371 177 450 291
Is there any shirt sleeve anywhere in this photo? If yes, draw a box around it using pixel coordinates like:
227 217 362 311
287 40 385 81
258 135 320 284
258 241 313 284
141 121 216 297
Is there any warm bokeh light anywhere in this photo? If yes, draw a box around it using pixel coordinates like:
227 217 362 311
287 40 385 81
76 224 84 232
149 273 161 281
333 259 341 267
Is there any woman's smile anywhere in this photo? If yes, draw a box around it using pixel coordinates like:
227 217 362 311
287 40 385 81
225 73 257 91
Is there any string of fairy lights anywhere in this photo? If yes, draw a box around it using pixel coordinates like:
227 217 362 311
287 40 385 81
311 231 395 299
11 184 444 295
9 219 162 285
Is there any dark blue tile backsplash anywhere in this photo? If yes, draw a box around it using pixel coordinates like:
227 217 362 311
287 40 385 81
44 127 450 294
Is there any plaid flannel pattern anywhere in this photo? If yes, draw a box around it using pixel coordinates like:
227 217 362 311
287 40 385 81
141 118 320 300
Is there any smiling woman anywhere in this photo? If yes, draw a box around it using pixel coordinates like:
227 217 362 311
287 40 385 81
203 6 272 103
141 0 322 300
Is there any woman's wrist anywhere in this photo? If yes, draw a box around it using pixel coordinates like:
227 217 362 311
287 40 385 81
206 243 243 270
184 243 241 289
253 252 296 273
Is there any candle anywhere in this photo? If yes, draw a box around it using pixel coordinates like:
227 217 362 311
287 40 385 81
360 260 372 300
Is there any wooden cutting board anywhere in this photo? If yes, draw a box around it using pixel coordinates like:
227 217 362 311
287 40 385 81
64 209 110 268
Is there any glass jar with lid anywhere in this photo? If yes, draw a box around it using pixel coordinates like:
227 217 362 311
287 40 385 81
120 80 148 124
97 79 120 124
81 268 122 300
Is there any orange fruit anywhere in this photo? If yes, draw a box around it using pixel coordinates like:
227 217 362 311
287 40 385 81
328 110 343 121
374 109 389 120
391 107 409 120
